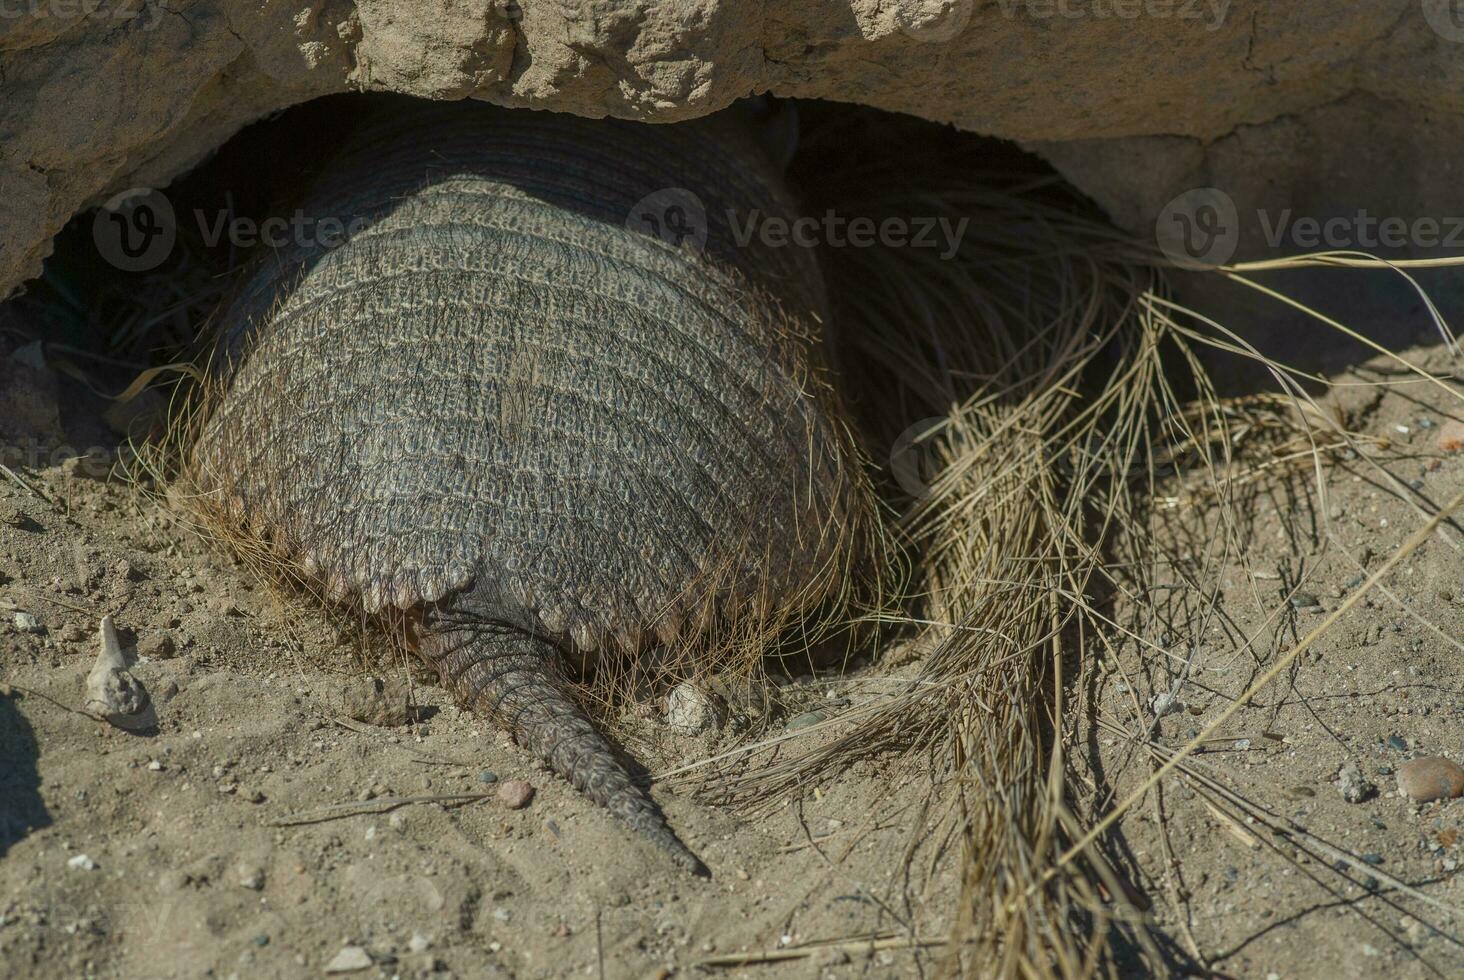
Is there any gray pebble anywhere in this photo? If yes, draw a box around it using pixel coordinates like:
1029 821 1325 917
1335 761 1376 803
787 711 826 731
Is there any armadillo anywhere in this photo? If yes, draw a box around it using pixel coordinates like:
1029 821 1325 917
185 100 870 875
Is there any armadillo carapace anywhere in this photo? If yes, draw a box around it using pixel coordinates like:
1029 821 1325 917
187 101 869 874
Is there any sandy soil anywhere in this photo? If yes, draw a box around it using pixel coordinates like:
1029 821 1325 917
6 317 1464 978
1088 340 1464 978
0 328 954 979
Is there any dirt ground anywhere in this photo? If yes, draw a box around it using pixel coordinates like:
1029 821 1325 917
1088 339 1464 978
5 317 1464 979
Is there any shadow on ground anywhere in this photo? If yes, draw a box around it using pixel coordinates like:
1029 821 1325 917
0 693 50 856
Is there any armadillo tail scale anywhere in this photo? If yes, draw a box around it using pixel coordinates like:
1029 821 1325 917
426 619 710 877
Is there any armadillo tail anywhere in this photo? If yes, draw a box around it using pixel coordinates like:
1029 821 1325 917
427 621 709 877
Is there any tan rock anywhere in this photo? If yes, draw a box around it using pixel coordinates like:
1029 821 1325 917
1397 756 1464 802
341 674 410 727
496 778 535 809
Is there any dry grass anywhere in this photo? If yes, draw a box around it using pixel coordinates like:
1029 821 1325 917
92 104 1464 976
669 110 1464 976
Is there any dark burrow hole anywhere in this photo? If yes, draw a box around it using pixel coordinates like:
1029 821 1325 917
2 92 1075 428
0 93 1106 679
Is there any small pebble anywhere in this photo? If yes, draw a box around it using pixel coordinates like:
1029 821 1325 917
66 854 96 871
1149 693 1183 718
1436 419 1464 452
1361 853 1384 865
787 711 825 731
324 945 373 973
497 778 535 809
1397 756 1464 802
477 770 498 784
341 675 411 727
1387 735 1409 752
1335 761 1376 804
12 611 40 633
408 932 431 954
237 864 265 890
665 682 725 733
137 634 177 659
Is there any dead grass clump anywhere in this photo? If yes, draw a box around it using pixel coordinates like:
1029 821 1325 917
681 108 1464 976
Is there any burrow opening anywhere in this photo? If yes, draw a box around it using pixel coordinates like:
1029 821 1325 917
0 93 1093 479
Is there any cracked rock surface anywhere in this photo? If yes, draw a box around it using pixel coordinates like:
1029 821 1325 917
2 0 1463 300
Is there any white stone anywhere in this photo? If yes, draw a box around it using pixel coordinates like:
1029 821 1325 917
665 683 724 733
323 945 372 973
